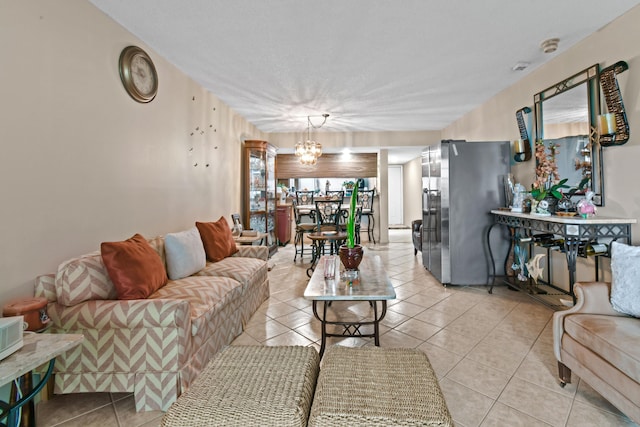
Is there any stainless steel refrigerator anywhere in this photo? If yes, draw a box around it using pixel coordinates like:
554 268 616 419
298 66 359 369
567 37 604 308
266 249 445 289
421 140 511 285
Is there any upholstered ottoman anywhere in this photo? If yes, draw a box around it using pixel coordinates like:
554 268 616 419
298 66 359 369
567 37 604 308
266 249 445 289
161 346 320 427
308 346 453 426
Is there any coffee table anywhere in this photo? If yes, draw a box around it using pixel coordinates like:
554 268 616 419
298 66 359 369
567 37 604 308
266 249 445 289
303 255 396 357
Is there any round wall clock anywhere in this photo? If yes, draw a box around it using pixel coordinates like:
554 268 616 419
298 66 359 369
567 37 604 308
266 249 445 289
119 46 158 103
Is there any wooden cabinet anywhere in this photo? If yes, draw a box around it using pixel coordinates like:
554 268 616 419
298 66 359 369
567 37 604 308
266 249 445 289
242 140 277 256
276 205 292 245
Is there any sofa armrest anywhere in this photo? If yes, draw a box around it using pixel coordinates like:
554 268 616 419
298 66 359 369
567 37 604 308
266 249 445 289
48 298 191 331
234 245 269 261
553 281 622 362
35 273 57 302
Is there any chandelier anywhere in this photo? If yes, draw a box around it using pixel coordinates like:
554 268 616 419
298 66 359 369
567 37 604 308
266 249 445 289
295 114 329 165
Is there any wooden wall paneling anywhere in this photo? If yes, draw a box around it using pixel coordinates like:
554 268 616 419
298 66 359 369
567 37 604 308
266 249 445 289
276 153 378 178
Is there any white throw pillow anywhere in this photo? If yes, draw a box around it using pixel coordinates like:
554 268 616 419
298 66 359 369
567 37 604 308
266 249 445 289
164 227 206 280
610 241 640 317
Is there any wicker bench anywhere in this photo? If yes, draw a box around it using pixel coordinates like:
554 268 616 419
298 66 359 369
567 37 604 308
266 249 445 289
308 346 453 426
161 346 320 427
162 345 452 427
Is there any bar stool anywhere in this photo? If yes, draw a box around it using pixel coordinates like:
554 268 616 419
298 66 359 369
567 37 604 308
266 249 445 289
293 200 316 261
358 189 376 243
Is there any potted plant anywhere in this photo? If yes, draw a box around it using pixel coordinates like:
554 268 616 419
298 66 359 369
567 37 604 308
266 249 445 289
530 140 569 214
339 179 364 271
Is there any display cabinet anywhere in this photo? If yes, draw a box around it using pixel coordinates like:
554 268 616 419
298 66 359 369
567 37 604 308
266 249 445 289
242 140 277 256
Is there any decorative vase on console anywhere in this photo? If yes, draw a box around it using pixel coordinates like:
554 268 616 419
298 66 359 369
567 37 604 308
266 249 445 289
339 179 363 272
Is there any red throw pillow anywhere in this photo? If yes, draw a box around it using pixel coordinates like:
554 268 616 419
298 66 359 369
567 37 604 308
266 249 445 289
196 217 239 262
101 234 168 300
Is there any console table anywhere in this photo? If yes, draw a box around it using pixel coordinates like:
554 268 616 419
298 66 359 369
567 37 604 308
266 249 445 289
487 210 636 308
0 333 83 427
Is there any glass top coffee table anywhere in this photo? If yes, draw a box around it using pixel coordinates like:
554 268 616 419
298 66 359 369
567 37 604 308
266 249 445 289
303 255 396 357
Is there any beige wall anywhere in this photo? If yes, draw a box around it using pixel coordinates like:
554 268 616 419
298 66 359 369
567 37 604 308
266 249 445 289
0 1 264 305
403 157 423 227
443 5 640 287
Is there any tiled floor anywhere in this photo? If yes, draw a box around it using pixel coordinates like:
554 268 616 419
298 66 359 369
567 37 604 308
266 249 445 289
37 230 638 426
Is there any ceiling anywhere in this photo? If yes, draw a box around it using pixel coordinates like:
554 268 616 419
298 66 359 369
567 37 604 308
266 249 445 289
90 0 640 163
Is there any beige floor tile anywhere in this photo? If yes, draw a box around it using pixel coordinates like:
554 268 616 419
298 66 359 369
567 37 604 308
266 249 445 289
565 400 638 427
379 308 411 328
465 340 526 376
387 300 426 317
418 342 463 378
439 377 495 427
514 351 578 398
263 330 315 346
264 301 299 318
427 328 481 356
37 392 112 426
414 307 462 328
480 402 553 427
243 318 291 342
498 377 573 427
273 309 313 329
394 317 442 341
113 395 164 427
574 379 631 419
378 328 424 348
53 404 119 427
446 357 511 399
230 332 261 345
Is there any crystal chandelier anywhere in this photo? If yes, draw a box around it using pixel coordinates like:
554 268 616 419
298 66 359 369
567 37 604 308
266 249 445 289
295 114 329 165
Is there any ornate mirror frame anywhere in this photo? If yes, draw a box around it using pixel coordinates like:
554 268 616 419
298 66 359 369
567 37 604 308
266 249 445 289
534 64 603 205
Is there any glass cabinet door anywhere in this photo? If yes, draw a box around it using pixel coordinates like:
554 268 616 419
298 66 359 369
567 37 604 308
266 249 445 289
248 149 267 232
266 150 276 247
243 140 278 257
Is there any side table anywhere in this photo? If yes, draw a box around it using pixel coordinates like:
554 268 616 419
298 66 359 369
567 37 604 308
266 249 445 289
0 333 83 427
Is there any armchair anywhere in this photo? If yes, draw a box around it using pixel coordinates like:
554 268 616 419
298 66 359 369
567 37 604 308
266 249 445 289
553 281 639 423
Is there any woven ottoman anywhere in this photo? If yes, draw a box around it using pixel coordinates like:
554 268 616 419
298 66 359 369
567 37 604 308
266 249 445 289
161 346 320 427
308 346 453 426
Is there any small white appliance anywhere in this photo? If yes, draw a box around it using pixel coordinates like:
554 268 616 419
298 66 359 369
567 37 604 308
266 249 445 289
0 316 24 361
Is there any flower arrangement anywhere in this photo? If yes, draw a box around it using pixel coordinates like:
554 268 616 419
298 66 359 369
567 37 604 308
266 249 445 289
530 140 569 201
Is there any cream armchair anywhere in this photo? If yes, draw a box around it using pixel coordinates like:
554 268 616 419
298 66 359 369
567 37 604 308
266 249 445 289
553 281 640 423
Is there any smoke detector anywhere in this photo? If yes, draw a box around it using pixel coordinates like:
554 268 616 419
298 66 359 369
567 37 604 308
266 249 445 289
540 38 560 54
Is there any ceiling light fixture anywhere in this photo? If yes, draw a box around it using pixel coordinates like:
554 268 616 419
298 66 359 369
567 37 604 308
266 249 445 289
540 38 560 54
295 114 329 165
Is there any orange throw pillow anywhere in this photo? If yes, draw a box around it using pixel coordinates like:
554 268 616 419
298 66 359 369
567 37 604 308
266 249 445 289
196 217 239 262
101 234 168 300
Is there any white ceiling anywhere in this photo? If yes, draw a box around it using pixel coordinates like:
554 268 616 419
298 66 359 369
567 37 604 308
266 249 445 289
90 0 640 162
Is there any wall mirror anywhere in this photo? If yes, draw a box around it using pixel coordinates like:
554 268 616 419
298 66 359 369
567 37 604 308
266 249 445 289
534 64 603 205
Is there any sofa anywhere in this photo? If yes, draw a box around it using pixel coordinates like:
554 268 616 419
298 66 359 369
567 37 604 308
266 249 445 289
34 222 270 412
553 281 640 423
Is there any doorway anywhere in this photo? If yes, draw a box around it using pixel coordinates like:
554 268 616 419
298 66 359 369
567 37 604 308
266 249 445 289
388 165 403 225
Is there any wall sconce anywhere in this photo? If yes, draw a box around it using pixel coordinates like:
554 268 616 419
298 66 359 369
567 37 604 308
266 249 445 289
514 106 532 162
599 61 629 147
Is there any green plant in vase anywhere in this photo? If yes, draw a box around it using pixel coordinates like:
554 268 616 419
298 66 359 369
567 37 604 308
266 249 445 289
339 179 364 271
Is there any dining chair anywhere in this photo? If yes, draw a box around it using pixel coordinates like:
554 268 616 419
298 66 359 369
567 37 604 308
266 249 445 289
292 200 316 261
325 190 344 201
314 200 345 255
358 189 376 243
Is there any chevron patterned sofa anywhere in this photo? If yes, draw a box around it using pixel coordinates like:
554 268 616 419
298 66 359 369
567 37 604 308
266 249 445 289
34 231 270 412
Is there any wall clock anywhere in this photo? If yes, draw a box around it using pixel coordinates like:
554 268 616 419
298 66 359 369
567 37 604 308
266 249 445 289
118 46 158 103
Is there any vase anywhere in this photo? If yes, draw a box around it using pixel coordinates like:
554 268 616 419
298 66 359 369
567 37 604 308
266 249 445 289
339 244 364 270
543 195 559 214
